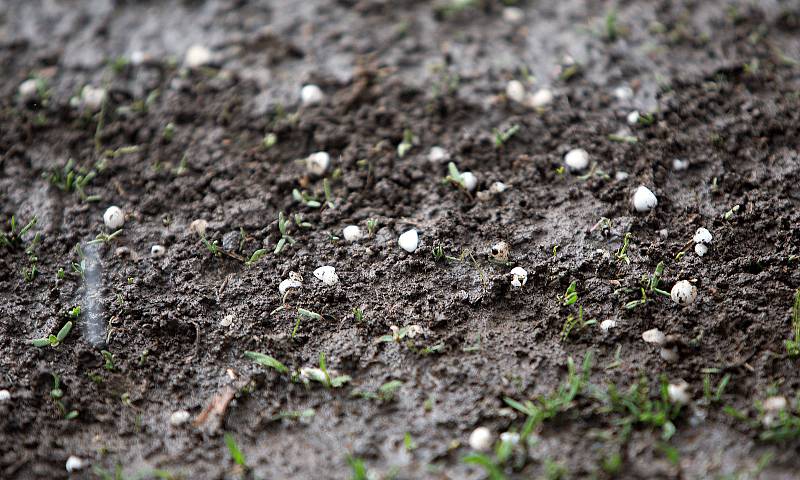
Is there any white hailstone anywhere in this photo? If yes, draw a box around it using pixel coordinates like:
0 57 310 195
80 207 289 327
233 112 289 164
189 219 208 236
763 396 788 412
103 206 125 230
510 267 528 288
615 171 629 181
398 229 419 253
564 148 590 172
613 85 634 100
313 266 339 286
130 50 147 65
670 280 697 305
505 80 526 104
151 245 166 257
461 172 478 192
0 389 10 402
406 325 424 338
626 111 640 125
184 45 212 68
694 243 708 257
170 410 191 426
65 456 86 473
19 79 39 101
672 159 689 171
306 151 330 176
667 381 691 404
660 347 679 363
658 229 669 239
468 426 493 452
489 181 508 193
642 328 666 345
500 432 520 445
693 228 713 245
81 85 107 111
527 88 554 108
301 84 325 105
220 314 234 327
342 225 363 242
502 6 524 24
279 278 302 295
428 146 449 163
632 186 658 212
600 319 617 332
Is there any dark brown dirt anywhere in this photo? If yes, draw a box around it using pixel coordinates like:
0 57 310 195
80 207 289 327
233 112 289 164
2 1 800 479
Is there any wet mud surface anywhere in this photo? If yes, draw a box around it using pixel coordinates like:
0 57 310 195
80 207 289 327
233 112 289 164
1 0 800 478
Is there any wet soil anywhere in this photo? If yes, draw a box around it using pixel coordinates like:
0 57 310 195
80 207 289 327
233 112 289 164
1 0 800 479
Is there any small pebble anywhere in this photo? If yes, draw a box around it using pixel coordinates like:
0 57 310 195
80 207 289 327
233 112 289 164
189 219 208 236
306 151 330 176
221 231 239 251
103 206 125 230
564 148 590 172
428 146 449 163
313 266 339 286
461 172 478 192
170 409 192 426
632 185 658 212
301 84 325 105
505 80 526 104
342 225 363 242
66 456 85 473
670 280 697 305
468 427 493 452
398 229 419 253
642 328 666 345
0 389 10 402
151 245 166 257
490 241 510 262
510 267 528 288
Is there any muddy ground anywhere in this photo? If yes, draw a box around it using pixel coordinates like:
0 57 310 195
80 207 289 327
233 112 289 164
2 0 800 479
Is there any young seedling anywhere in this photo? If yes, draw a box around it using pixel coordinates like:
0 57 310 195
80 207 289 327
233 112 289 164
562 282 578 306
0 215 37 249
352 307 364 323
87 229 123 245
46 159 99 202
244 351 288 374
263 132 277 149
244 249 267 267
32 321 74 347
561 306 597 341
376 325 422 344
623 261 671 309
604 8 619 41
101 350 115 371
702 370 731 404
443 162 467 190
348 456 369 480
323 178 335 209
274 212 296 254
50 373 79 419
493 124 520 148
292 188 321 208
397 129 415 158
298 352 351 388
294 214 312 229
72 244 87 280
785 289 800 357
352 380 403 402
200 234 221 257
224 433 248 471
616 232 632 264
366 218 378 237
